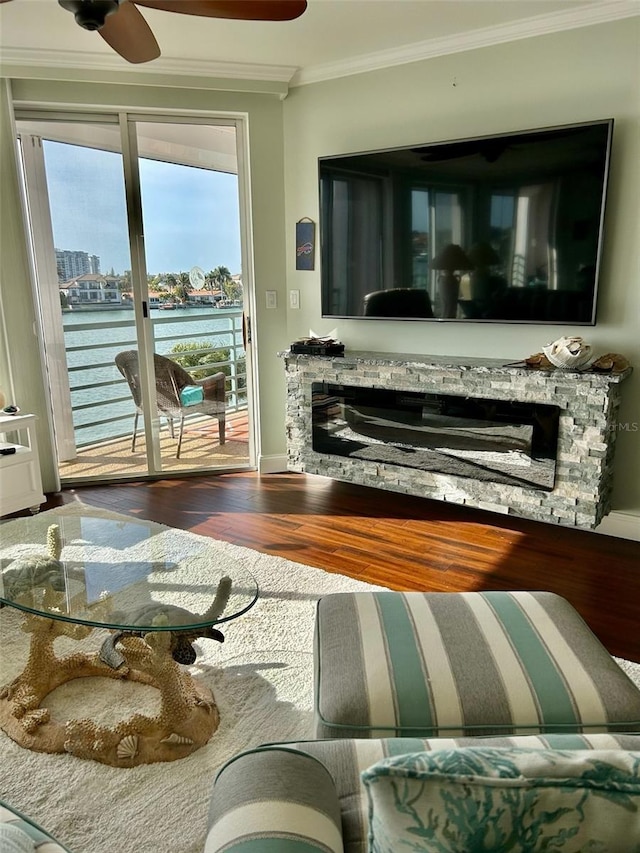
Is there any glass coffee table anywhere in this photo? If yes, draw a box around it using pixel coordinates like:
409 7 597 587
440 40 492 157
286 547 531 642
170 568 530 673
0 510 258 766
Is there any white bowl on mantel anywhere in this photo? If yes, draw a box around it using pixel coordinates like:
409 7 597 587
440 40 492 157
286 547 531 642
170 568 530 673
542 336 593 370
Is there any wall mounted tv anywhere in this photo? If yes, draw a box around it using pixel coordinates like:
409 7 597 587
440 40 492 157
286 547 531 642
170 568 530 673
319 119 613 324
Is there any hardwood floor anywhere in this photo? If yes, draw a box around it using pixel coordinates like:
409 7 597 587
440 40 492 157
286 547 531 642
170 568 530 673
32 472 640 662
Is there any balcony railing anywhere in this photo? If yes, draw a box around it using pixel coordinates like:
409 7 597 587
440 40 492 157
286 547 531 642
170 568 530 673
59 307 246 451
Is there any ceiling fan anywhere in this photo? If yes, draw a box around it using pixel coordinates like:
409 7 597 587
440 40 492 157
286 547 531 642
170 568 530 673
0 0 308 64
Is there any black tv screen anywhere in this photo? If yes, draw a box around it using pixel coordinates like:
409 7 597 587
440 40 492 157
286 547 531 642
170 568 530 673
319 119 613 324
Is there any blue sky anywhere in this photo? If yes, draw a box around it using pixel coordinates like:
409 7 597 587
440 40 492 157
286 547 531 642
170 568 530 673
43 140 242 277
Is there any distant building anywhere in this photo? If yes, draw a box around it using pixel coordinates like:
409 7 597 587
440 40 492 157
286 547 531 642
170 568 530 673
189 291 220 305
121 291 165 308
60 273 122 306
55 249 101 282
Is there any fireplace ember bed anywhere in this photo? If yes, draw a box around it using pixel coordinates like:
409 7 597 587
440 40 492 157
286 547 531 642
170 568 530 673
281 351 632 530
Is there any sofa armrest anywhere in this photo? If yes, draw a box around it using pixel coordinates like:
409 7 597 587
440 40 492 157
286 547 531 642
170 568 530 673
206 746 344 852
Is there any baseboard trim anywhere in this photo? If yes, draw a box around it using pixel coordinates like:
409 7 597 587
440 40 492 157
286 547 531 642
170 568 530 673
595 510 640 542
258 454 288 474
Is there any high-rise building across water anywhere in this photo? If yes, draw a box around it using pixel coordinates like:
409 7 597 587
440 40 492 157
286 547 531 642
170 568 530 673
55 249 100 281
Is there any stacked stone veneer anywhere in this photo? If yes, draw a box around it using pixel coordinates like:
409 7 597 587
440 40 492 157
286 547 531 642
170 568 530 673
281 350 632 530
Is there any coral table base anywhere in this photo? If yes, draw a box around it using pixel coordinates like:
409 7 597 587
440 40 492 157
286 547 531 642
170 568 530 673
0 612 219 766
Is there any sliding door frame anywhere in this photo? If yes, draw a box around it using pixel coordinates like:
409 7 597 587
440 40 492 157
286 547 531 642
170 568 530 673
15 105 258 480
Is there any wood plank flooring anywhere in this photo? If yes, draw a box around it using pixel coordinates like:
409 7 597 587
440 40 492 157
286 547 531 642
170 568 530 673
28 472 640 662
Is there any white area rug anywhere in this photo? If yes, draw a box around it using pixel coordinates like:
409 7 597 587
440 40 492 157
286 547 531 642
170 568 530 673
0 502 386 853
1 502 639 853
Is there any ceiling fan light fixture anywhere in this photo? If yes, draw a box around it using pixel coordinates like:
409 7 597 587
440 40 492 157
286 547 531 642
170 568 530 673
59 0 120 31
50 0 309 64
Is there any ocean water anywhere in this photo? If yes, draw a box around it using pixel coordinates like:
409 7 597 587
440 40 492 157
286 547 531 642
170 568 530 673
62 306 243 446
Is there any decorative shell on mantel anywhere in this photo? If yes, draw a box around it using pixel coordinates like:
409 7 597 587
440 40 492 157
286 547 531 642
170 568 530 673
591 352 631 374
542 336 593 369
524 352 553 369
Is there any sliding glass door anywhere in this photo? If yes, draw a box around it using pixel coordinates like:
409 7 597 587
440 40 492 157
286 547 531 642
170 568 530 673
16 112 254 483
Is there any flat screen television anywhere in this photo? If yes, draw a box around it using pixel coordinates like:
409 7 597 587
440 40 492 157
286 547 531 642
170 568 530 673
319 119 613 324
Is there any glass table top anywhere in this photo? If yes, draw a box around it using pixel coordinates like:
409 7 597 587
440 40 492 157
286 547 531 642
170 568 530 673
0 510 258 632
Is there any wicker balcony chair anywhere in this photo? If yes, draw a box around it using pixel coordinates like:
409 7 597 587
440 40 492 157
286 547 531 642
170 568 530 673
115 350 226 459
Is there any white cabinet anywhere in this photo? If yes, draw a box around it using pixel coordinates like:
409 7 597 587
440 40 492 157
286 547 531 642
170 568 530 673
0 413 45 516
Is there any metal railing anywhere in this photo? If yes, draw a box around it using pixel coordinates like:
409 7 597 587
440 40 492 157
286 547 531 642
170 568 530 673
61 308 246 449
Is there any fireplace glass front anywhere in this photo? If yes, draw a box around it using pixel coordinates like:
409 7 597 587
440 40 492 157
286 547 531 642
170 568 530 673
312 383 560 491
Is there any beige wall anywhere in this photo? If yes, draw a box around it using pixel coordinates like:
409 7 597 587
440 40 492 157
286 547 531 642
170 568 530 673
0 77 290 489
282 19 640 516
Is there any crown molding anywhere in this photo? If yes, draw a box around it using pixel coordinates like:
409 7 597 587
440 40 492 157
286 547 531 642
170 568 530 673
291 0 640 87
0 47 298 92
1 1 637 92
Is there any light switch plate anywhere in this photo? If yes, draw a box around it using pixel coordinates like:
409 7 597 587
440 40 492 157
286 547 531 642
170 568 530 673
265 290 277 309
290 289 300 309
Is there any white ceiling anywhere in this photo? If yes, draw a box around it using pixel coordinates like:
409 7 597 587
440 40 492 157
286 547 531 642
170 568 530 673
0 0 636 86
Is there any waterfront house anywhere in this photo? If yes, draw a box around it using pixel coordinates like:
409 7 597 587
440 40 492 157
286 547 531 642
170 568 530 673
61 274 124 307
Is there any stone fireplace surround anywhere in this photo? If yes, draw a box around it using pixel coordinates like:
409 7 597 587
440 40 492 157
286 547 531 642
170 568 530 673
281 351 632 530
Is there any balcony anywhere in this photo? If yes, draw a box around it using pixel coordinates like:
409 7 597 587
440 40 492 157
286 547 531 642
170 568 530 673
55 306 250 482
58 409 249 480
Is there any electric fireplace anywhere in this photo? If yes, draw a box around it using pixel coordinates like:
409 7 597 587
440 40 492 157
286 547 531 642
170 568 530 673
281 350 631 529
312 383 560 491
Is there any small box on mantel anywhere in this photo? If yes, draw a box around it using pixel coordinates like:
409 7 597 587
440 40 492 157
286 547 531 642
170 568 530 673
290 338 344 357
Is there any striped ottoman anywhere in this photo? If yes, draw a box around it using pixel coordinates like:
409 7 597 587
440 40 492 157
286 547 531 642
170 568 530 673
314 590 640 739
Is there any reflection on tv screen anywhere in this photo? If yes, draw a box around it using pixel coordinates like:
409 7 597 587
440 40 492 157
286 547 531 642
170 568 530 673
319 120 612 324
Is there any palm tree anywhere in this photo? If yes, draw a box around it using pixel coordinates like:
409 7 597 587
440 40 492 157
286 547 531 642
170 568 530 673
173 271 193 304
118 270 132 294
208 266 232 295
161 273 178 291
224 276 243 303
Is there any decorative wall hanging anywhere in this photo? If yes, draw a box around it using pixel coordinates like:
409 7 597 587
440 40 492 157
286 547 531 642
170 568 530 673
296 218 316 270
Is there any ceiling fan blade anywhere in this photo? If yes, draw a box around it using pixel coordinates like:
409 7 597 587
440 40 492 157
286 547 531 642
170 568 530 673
99 1 160 63
134 0 307 21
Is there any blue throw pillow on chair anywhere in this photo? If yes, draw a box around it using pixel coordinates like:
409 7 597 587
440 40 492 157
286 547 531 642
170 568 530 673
179 385 204 406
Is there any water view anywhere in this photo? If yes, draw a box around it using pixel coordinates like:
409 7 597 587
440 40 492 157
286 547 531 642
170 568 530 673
62 306 244 447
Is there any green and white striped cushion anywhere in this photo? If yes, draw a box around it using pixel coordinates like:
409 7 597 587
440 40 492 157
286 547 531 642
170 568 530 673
314 591 640 738
0 803 71 853
206 747 344 853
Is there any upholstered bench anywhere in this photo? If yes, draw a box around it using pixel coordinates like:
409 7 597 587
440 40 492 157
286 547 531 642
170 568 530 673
314 590 640 738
